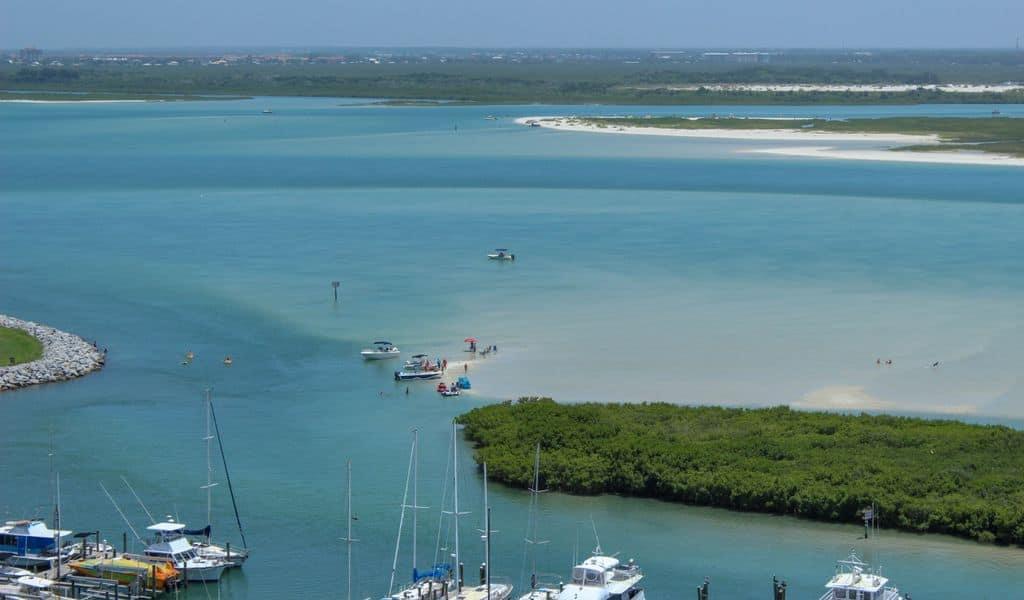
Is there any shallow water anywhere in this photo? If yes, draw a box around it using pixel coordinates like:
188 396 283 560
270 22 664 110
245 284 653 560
2 98 1023 599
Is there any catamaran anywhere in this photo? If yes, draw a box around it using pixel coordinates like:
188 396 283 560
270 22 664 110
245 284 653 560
819 551 905 600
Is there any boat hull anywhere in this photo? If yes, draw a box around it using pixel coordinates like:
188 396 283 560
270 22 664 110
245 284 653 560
183 562 226 582
362 350 401 360
395 371 443 381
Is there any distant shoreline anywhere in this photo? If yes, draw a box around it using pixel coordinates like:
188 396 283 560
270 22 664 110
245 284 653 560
516 116 1024 167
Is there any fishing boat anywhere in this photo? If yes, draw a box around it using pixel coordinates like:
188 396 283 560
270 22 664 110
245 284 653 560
395 355 443 381
361 341 401 360
487 248 515 261
262 109 273 114
143 522 227 582
69 556 179 589
0 520 72 570
820 551 905 600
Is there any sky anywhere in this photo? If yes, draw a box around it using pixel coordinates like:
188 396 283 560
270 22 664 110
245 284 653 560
2 0 1023 49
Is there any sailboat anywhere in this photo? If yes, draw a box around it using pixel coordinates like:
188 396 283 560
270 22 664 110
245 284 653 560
386 430 450 600
464 463 513 600
191 389 249 567
516 445 554 600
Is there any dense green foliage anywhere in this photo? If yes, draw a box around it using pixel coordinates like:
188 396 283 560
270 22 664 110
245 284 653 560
0 327 44 365
3 63 1024 105
457 399 1024 545
580 116 1024 157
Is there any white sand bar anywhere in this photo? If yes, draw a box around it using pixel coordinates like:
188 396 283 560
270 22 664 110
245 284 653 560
516 117 1024 167
515 116 938 143
746 146 1024 167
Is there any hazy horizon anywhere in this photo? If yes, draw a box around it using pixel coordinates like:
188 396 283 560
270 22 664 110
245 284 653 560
3 0 1023 50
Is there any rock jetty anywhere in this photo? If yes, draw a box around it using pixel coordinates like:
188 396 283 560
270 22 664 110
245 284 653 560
0 314 106 392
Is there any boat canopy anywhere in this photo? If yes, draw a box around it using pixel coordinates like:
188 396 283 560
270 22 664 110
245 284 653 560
495 248 509 251
373 341 393 345
411 354 428 359
182 525 211 537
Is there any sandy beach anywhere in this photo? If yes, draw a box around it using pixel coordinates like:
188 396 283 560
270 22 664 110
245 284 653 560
746 145 1024 167
515 116 938 143
516 116 1024 167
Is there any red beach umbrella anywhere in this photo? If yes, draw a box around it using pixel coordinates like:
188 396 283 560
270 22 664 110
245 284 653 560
464 337 478 343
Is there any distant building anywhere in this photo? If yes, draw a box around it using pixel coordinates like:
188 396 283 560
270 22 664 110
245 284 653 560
18 47 42 62
702 51 774 64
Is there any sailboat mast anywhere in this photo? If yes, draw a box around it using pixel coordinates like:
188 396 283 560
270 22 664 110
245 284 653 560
346 460 353 600
483 463 490 600
203 388 216 533
529 443 541 588
55 471 61 580
209 396 247 548
388 433 416 596
412 429 418 576
452 421 461 592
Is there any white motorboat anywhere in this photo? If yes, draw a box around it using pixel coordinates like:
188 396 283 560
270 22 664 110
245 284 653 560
394 355 443 381
819 551 904 600
144 522 227 582
487 248 515 261
361 341 401 360
551 554 645 600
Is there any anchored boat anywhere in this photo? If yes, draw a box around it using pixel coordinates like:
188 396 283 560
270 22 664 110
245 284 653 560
361 341 401 360
487 248 515 261
395 355 443 381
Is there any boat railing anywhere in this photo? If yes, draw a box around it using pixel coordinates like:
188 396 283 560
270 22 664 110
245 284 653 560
817 592 833 600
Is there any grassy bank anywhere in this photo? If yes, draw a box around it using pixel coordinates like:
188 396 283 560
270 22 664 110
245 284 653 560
576 116 1024 157
0 327 44 365
457 398 1024 545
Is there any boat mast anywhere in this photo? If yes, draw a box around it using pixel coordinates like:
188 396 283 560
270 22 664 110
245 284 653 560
201 388 219 539
524 443 548 591
209 395 247 548
388 432 417 596
341 460 359 600
452 421 461 592
484 463 490 600
54 471 61 580
412 429 418 576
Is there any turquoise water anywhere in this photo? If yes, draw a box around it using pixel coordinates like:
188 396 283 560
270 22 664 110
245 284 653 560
2 98 1024 599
